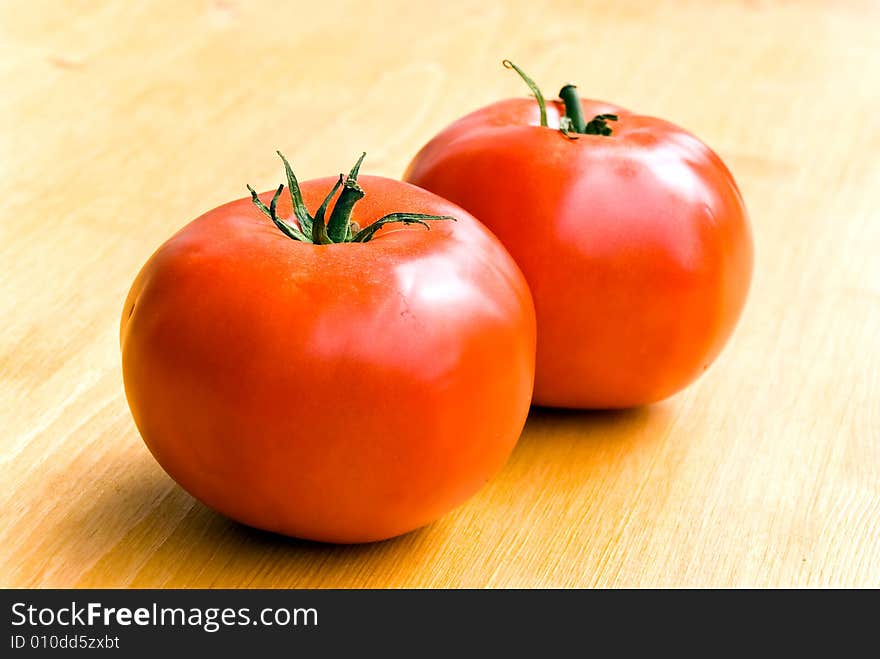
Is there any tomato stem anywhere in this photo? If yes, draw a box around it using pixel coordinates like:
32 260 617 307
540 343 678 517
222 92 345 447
503 60 547 127
502 60 619 137
558 85 619 136
559 84 586 133
247 153 456 244
326 153 366 242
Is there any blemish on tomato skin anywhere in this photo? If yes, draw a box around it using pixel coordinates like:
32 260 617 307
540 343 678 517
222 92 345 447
614 160 639 179
703 204 718 226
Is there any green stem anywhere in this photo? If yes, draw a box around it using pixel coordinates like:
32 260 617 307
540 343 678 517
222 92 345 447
503 59 547 127
247 153 455 244
326 153 366 242
502 59 619 137
559 84 585 133
311 175 344 244
558 86 619 136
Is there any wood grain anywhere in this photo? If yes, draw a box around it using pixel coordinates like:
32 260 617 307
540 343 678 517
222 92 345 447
2 0 878 588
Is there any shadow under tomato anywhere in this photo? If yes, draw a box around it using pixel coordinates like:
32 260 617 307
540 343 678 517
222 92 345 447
202 408 658 553
65 401 668 587
516 403 667 451
528 403 654 426
220 513 433 558
63 454 442 588
518 402 671 470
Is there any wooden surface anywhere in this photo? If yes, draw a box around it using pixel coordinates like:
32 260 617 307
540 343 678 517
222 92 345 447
2 0 879 588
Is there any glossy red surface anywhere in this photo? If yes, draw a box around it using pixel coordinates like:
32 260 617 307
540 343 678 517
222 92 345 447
121 176 536 542
406 98 753 408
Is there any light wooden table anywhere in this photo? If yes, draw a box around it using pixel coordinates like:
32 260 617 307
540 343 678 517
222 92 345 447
2 0 878 588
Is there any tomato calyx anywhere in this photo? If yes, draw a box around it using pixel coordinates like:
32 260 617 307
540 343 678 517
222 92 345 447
502 59 618 139
558 84 618 138
247 152 455 244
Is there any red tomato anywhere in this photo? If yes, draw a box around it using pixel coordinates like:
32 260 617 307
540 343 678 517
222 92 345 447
121 154 535 543
405 64 753 408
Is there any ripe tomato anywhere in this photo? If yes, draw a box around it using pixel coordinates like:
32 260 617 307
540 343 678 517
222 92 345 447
121 153 535 543
405 62 753 408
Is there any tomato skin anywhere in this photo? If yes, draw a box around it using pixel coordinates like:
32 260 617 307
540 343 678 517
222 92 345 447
121 176 535 543
405 98 753 408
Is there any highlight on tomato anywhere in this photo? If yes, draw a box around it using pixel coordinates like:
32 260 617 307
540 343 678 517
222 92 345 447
121 152 536 543
405 61 753 409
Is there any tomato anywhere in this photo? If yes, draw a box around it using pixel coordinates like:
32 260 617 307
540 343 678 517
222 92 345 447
405 62 753 408
121 153 535 543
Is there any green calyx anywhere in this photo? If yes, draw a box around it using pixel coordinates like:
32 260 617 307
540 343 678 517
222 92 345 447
247 152 455 244
503 60 618 139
